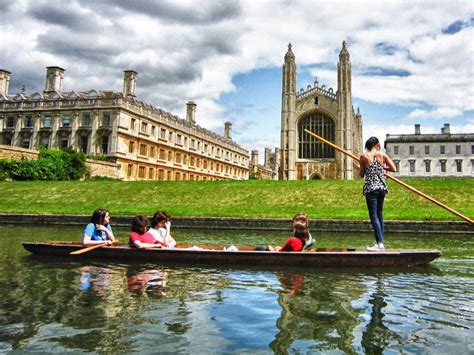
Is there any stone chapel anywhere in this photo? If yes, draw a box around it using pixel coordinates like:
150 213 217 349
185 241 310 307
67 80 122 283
279 41 363 180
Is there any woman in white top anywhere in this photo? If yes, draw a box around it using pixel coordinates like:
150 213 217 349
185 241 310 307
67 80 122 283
148 211 177 248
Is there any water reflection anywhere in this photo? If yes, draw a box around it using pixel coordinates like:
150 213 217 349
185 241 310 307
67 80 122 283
79 266 111 298
361 277 401 354
127 269 168 296
1 225 473 353
270 271 367 354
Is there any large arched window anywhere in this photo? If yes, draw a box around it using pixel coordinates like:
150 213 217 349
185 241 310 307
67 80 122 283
298 113 335 159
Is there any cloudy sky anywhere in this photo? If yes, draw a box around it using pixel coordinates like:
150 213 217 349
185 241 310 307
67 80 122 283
1 0 473 161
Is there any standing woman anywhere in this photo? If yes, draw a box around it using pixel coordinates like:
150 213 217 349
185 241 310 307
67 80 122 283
359 137 396 251
83 208 116 246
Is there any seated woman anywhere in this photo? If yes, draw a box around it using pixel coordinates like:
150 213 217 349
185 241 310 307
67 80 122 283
129 215 163 249
83 208 115 246
268 222 309 252
148 211 177 248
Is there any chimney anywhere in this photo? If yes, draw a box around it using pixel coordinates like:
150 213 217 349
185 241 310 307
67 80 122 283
414 124 421 135
0 70 11 96
224 121 232 139
123 70 138 97
251 150 259 166
264 148 271 167
442 123 450 134
44 66 65 93
186 101 196 123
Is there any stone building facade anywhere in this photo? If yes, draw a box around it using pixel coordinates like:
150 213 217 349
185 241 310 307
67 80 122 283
249 148 279 180
0 67 249 181
385 124 474 177
280 42 363 180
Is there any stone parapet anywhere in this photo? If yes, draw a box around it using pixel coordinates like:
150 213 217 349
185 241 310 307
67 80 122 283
0 213 472 234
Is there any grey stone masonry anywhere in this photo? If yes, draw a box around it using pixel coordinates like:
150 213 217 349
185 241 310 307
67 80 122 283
0 214 472 234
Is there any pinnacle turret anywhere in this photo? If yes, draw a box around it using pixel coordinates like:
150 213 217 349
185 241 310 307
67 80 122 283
284 43 295 62
339 40 350 61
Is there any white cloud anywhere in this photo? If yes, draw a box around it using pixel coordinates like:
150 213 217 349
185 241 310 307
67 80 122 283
1 0 473 158
405 107 463 120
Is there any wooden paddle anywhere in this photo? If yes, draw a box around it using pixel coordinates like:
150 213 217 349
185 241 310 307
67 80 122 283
70 242 108 255
303 128 473 224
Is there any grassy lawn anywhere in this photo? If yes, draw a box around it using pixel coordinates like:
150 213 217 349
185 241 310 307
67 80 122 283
0 179 474 220
0 178 471 221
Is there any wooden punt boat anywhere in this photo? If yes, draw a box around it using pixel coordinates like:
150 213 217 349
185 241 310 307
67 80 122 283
22 242 442 267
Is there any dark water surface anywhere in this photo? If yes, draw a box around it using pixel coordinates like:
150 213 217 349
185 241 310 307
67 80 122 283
0 226 473 353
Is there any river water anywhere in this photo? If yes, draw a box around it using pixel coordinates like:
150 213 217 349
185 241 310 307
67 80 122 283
0 225 473 353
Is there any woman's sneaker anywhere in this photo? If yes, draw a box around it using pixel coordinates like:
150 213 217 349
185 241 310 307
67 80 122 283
367 243 384 251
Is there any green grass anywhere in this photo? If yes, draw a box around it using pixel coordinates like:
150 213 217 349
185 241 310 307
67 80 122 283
0 178 472 221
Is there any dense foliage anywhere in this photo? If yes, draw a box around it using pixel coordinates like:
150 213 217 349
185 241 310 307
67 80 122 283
0 148 87 181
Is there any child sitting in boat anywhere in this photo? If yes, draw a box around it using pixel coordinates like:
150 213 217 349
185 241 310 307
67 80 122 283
129 215 163 249
268 222 310 252
148 211 177 248
83 208 116 246
292 212 314 250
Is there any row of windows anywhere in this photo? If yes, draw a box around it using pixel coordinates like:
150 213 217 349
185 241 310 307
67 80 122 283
392 144 473 156
2 134 110 154
127 165 245 180
130 118 245 164
4 113 111 130
129 140 244 176
393 159 471 173
129 140 244 167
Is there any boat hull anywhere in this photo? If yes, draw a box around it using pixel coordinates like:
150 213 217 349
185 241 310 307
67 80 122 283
22 242 442 267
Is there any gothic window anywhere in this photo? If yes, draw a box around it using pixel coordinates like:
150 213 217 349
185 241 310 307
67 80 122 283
298 113 335 159
40 137 49 148
101 136 109 154
440 160 446 173
424 160 431 173
6 116 15 128
80 136 88 153
43 116 51 128
21 138 30 149
62 115 71 127
102 113 111 127
24 116 33 128
82 113 91 127
60 138 69 150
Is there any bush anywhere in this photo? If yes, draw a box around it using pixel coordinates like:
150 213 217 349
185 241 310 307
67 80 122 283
0 148 88 181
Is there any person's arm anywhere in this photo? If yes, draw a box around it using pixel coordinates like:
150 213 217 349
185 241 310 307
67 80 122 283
382 153 397 172
278 238 294 252
133 240 162 249
83 235 112 246
164 222 177 248
96 224 116 242
359 154 368 178
83 223 112 246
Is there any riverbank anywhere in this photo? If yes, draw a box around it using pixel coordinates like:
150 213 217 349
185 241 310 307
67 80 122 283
1 213 472 234
0 179 472 221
